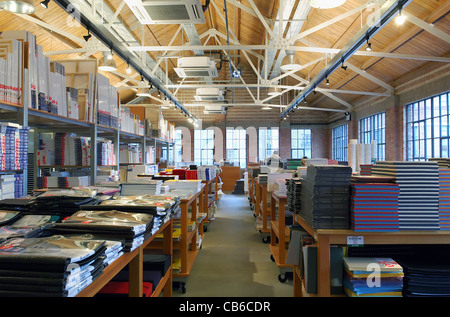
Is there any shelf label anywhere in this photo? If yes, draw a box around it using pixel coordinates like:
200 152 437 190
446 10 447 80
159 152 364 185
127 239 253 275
347 236 364 247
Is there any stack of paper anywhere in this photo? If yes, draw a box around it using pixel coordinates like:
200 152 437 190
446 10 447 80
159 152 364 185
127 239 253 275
371 161 440 230
166 180 202 197
50 210 153 252
0 235 106 297
0 214 60 242
300 165 352 229
350 183 400 232
97 140 115 166
286 178 302 214
343 257 404 297
0 174 15 199
359 164 373 175
273 179 288 197
438 168 450 230
397 254 450 297
429 158 450 168
120 180 162 196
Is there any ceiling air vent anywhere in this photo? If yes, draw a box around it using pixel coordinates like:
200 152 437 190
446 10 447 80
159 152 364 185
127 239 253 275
124 0 205 24
174 56 218 78
194 88 224 102
203 105 226 114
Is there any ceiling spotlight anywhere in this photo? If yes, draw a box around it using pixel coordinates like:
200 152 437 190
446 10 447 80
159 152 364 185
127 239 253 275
126 66 132 74
341 61 347 71
326 78 330 86
83 32 91 42
395 9 406 25
40 0 50 8
107 50 113 60
365 40 372 51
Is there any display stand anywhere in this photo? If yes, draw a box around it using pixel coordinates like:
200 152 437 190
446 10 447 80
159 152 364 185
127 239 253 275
293 213 450 297
77 218 173 297
270 192 292 283
172 185 205 293
255 181 270 243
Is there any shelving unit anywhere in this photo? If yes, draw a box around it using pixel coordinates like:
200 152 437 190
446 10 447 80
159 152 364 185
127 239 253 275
293 213 450 297
76 218 173 297
255 180 270 243
201 175 218 230
270 192 292 283
172 185 205 293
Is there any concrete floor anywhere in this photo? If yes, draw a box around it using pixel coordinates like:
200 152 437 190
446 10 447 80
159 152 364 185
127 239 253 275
173 193 293 297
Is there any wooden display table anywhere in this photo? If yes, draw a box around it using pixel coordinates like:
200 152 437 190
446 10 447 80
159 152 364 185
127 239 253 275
270 192 291 267
294 213 450 297
175 185 205 278
255 181 270 241
77 219 173 297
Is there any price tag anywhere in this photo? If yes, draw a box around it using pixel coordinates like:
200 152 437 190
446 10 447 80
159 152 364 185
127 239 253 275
347 236 364 247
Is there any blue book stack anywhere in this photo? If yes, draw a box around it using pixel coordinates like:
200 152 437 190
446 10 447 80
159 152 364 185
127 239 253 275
18 127 29 170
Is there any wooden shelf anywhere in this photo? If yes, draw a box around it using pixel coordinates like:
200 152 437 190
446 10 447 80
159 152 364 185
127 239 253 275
293 213 450 297
270 193 291 267
76 219 173 297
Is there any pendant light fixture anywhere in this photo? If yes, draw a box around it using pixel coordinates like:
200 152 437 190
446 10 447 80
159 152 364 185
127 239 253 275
280 50 301 72
310 0 345 9
0 0 36 14
98 51 117 71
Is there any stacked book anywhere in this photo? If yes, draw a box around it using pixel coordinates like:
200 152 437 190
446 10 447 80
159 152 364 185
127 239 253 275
429 158 450 168
343 257 404 297
49 210 154 253
359 164 373 175
0 235 106 297
0 174 16 200
97 140 116 166
166 180 203 197
371 161 440 230
0 213 60 242
29 188 98 216
286 178 302 214
197 166 216 181
120 180 162 196
396 253 450 297
350 182 400 232
438 168 450 230
300 165 352 229
258 174 268 184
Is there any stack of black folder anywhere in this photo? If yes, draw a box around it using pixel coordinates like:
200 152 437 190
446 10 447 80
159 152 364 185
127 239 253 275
0 235 106 297
0 213 60 242
29 188 98 215
300 165 352 229
286 178 302 214
397 255 450 297
48 210 154 252
371 161 440 230
81 194 179 236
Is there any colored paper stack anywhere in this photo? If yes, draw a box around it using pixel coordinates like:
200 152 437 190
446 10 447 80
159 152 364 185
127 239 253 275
343 257 404 297
359 164 373 175
371 161 440 230
350 183 400 232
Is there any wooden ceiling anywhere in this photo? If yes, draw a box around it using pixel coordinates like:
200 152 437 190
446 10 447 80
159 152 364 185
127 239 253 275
0 0 448 125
